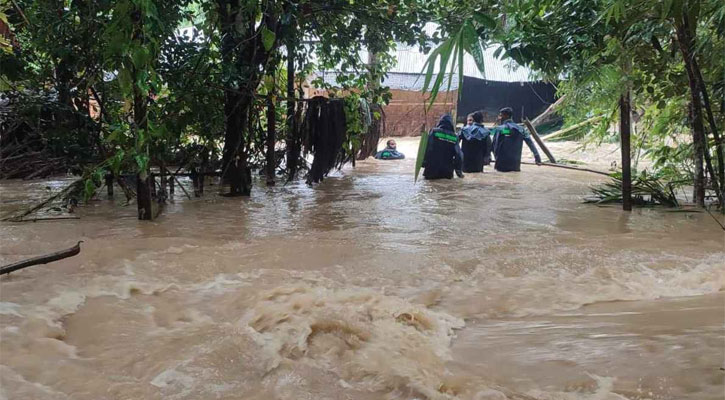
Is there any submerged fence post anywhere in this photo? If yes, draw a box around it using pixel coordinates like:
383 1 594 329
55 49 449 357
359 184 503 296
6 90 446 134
136 172 155 220
105 173 114 198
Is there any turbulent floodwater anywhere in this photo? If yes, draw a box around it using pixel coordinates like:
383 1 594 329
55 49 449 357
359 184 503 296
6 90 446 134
0 139 723 400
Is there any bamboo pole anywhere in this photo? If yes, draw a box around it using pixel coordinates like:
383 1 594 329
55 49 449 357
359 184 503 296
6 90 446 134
521 161 611 176
523 118 556 163
530 95 566 127
542 115 604 141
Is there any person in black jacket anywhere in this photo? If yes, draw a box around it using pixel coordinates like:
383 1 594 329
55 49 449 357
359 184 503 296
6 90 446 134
374 139 405 160
459 111 492 173
423 114 464 180
492 107 542 172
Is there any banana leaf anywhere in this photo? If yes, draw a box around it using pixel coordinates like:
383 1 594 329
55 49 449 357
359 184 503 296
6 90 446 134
414 132 429 183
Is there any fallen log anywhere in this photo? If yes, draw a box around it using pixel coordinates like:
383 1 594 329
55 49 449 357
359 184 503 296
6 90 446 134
1 241 82 275
18 215 80 222
522 161 611 176
542 115 604 141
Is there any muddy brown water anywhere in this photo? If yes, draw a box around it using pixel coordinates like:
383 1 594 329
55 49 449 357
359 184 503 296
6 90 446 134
0 139 723 400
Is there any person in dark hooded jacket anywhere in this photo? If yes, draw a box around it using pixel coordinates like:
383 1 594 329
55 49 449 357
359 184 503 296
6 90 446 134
422 114 464 180
458 111 492 173
492 107 542 172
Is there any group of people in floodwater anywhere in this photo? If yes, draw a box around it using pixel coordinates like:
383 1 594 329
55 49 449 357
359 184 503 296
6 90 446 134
375 107 542 179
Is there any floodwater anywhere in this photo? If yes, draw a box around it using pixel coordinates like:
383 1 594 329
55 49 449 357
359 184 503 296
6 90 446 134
0 139 723 400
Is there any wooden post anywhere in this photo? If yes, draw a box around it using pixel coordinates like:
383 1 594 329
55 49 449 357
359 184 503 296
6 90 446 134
198 171 205 195
523 118 556 163
620 92 632 211
136 172 154 220
105 173 114 198
191 169 200 197
199 148 208 196
159 161 168 202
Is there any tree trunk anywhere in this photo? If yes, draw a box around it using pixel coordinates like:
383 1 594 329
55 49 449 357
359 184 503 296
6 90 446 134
620 92 633 211
687 100 707 205
692 58 724 205
217 0 279 196
134 84 154 219
675 17 706 206
286 39 301 180
136 173 154 220
131 5 155 219
357 51 383 160
266 90 276 186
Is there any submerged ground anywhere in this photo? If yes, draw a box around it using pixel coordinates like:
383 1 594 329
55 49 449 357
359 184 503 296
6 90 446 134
0 139 723 400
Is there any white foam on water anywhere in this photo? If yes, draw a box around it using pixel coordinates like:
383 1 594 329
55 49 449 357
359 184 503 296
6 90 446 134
0 302 23 317
451 257 725 318
528 375 637 400
150 368 195 389
0 365 71 400
242 284 467 399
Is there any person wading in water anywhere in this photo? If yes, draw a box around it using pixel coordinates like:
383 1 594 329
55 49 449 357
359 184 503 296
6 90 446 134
492 107 542 172
459 111 492 173
422 114 464 180
374 139 405 160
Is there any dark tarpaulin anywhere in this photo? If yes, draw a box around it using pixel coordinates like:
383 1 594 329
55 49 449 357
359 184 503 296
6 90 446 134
456 77 557 123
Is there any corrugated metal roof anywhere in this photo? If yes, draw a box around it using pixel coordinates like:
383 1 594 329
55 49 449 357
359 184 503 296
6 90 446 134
308 21 535 87
313 44 535 89
384 44 534 83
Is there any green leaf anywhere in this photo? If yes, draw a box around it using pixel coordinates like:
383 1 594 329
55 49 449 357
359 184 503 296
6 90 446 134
110 150 125 175
661 0 673 19
473 12 496 29
131 47 150 68
493 46 504 59
117 68 133 96
421 44 441 92
134 154 149 172
455 36 464 98
463 22 486 77
0 75 11 90
83 178 97 202
261 25 275 52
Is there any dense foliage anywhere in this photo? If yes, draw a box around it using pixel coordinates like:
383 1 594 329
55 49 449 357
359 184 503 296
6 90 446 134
1 0 722 216
424 0 724 209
